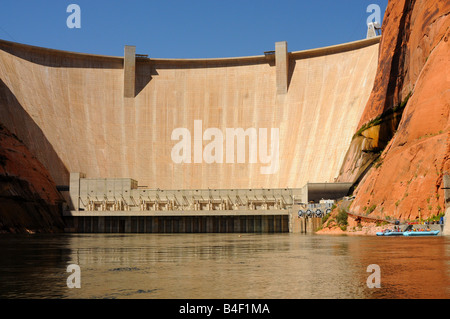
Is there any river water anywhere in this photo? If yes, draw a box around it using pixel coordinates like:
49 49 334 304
0 233 448 299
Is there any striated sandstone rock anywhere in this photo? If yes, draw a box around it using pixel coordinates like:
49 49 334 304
340 0 450 222
0 124 64 233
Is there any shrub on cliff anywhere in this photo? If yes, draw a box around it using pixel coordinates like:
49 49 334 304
336 208 348 228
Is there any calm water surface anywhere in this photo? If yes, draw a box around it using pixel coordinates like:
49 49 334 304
0 233 449 299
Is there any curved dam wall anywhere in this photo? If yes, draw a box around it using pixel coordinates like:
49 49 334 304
0 38 379 190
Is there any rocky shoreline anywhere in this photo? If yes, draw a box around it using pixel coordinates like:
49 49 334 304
316 223 392 236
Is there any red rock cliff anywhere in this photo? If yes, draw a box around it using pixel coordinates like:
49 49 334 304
0 124 64 233
340 0 449 221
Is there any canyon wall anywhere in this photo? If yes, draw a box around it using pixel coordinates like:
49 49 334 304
0 124 64 233
340 0 449 221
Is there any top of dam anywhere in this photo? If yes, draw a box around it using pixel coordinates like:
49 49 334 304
0 36 380 64
0 36 380 190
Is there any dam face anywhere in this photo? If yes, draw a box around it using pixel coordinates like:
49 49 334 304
0 38 379 190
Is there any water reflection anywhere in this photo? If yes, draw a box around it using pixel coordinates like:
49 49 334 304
0 234 448 299
0 234 73 298
348 237 450 299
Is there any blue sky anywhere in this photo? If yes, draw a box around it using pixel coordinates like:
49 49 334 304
0 0 388 58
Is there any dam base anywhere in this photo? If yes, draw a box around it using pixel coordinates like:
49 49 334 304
62 173 350 234
63 214 290 233
63 213 324 234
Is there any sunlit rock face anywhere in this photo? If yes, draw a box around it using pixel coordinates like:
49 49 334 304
340 0 450 221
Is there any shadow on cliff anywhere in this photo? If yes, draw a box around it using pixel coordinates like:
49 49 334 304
0 79 69 186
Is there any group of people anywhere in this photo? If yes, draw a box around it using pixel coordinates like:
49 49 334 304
411 227 432 232
391 225 432 232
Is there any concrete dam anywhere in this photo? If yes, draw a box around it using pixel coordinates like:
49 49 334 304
0 37 380 232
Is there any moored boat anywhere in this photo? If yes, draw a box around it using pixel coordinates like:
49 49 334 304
377 224 441 237
403 230 440 236
376 229 404 236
